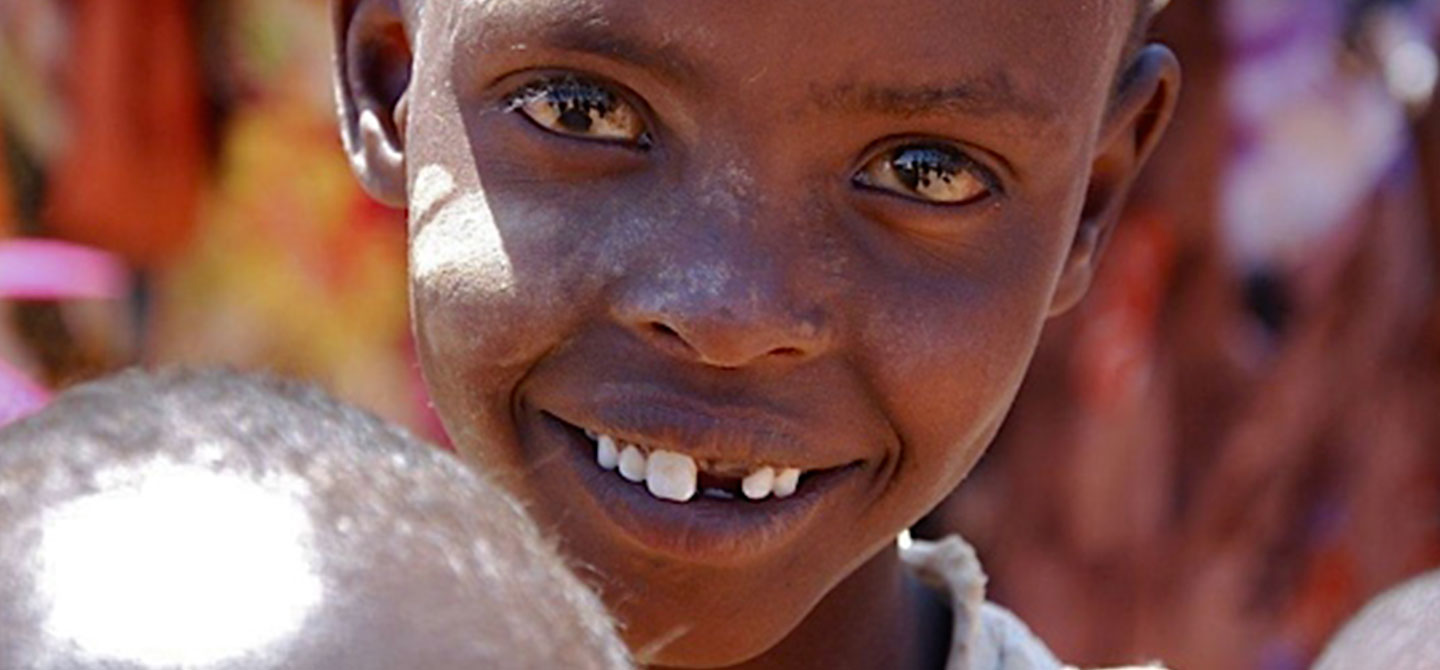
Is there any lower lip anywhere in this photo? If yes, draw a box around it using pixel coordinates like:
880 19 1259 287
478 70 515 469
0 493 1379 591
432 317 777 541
536 412 861 564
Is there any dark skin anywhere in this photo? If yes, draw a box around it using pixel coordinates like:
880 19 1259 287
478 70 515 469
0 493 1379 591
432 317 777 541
335 1 1178 667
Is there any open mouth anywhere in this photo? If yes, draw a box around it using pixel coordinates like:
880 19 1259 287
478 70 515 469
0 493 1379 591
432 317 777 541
535 408 867 560
540 409 859 508
583 428 810 504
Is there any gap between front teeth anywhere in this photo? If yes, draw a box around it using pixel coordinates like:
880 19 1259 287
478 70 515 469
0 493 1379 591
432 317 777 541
591 433 803 503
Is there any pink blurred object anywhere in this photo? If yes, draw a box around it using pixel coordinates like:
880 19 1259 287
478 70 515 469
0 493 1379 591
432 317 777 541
0 239 126 300
0 238 126 427
0 358 48 427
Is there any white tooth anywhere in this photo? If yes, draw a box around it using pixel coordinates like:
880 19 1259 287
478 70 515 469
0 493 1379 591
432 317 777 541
584 428 597 440
773 468 801 498
595 435 620 470
645 450 698 503
618 445 648 483
741 466 775 501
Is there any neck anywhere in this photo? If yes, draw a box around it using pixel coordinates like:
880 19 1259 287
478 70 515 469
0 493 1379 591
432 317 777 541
668 544 953 670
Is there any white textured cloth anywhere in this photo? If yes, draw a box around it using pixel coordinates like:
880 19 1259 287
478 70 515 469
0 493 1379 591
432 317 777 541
901 536 1168 670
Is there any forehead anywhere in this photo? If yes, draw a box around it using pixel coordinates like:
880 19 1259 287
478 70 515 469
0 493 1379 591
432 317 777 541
437 0 1131 133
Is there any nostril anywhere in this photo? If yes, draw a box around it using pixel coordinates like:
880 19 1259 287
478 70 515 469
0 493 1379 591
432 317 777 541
645 321 707 359
648 322 683 341
634 318 821 367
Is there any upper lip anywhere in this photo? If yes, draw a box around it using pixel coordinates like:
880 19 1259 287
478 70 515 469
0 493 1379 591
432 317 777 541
544 391 863 471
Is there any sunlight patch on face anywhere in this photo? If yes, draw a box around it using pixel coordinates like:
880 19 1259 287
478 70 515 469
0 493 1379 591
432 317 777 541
38 461 322 668
411 164 517 296
696 159 755 226
411 163 457 225
658 260 733 300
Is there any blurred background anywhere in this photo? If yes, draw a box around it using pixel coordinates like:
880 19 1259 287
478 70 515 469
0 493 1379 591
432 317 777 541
0 1 1437 668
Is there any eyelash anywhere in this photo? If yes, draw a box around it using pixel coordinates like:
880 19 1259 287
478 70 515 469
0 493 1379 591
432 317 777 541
503 74 1003 207
852 143 1002 207
505 75 653 149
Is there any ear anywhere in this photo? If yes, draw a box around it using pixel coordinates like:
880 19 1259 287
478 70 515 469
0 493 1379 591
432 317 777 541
1048 45 1180 316
332 0 414 207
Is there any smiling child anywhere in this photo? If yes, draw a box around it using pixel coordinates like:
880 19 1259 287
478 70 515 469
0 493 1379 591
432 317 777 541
332 0 1179 668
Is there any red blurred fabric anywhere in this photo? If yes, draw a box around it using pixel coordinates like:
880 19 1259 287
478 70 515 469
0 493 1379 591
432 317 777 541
0 117 13 238
45 0 205 268
917 4 1440 668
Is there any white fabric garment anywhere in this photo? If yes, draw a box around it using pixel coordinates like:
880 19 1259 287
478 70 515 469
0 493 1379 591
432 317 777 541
902 536 1168 670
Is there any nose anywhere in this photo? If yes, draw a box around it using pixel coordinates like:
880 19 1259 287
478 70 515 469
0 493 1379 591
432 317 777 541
612 257 833 370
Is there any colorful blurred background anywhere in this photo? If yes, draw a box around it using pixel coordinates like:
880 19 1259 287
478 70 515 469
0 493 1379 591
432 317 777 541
1 1 1438 668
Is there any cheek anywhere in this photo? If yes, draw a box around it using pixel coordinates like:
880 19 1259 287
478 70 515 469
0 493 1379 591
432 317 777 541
862 222 1068 508
875 297 1038 508
408 191 529 459
412 167 518 299
408 178 581 445
407 168 627 443
410 168 527 377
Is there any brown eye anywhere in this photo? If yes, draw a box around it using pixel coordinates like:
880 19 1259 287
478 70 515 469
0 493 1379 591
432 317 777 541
508 76 649 146
855 144 996 205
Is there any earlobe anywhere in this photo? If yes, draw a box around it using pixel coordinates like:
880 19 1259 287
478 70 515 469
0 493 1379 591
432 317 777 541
1049 44 1181 316
333 0 413 207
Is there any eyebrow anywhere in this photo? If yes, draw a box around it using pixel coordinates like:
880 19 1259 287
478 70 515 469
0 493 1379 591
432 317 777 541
481 6 1054 125
532 19 706 85
808 73 1057 123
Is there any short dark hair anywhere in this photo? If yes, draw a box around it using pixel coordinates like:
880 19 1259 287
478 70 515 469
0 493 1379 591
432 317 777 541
1128 0 1160 55
381 0 1159 94
1116 0 1161 91
0 369 633 669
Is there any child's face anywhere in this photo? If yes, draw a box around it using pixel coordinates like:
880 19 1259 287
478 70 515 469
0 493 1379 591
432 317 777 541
342 0 1174 664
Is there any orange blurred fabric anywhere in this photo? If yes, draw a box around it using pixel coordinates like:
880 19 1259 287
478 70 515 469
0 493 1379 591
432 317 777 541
45 0 205 268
